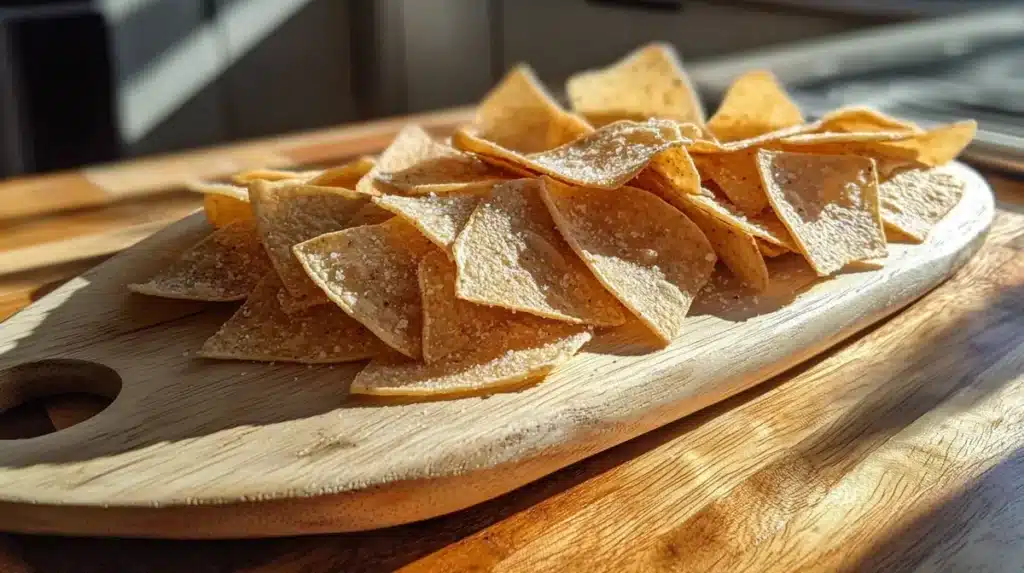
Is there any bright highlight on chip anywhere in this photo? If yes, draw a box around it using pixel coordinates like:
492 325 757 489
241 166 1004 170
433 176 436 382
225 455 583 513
131 42 976 402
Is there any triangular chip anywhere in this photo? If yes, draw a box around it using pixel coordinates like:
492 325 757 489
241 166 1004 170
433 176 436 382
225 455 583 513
672 187 797 251
276 286 328 315
706 70 805 142
472 64 592 154
687 123 815 154
814 106 922 134
293 218 437 359
128 219 270 301
250 180 367 300
879 167 965 242
374 182 493 254
351 322 591 397
308 156 376 189
186 181 252 228
455 119 689 189
691 149 769 214
453 179 626 326
757 150 887 276
357 125 502 195
420 249 518 363
679 201 768 291
231 168 319 185
773 121 975 167
200 274 387 363
346 201 394 226
635 144 703 207
540 179 715 343
566 42 704 127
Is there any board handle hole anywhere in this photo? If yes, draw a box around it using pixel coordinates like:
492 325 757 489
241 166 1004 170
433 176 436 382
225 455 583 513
0 360 121 440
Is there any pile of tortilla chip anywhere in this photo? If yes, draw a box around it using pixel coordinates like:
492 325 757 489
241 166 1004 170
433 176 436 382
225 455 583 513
128 42 975 399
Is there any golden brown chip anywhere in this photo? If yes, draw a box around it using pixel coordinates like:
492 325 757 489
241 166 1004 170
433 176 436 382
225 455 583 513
357 125 501 195
566 42 704 127
453 179 626 326
640 145 703 205
231 168 319 184
276 287 328 314
346 201 394 226
250 180 367 300
307 156 376 188
200 274 387 363
688 123 815 154
878 168 965 242
757 239 790 258
350 321 591 397
472 64 592 154
814 106 923 134
773 121 975 167
457 119 689 190
757 150 887 276
680 202 769 291
128 219 270 301
185 180 252 228
420 249 515 363
540 179 715 342
691 149 769 214
672 187 797 251
293 218 437 359
374 183 493 253
706 70 804 142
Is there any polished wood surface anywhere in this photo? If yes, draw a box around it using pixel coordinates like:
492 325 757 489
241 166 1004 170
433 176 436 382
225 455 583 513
0 109 1022 569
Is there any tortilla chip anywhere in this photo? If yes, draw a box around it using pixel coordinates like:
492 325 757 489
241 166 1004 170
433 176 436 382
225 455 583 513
357 125 502 195
691 149 769 214
640 144 703 206
814 106 923 134
293 218 437 359
276 287 328 314
185 181 252 228
308 156 376 188
879 168 965 242
456 119 689 190
688 123 815 154
346 201 394 226
231 168 319 184
351 322 591 397
757 150 887 276
706 70 804 142
680 202 769 291
419 249 512 362
566 42 704 127
472 64 592 154
672 187 797 251
540 179 715 342
453 179 626 326
129 219 270 301
773 121 975 167
757 239 790 258
200 274 387 363
374 182 493 254
250 180 367 300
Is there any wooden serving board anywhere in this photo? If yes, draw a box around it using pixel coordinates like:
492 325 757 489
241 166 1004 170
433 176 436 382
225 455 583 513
0 163 994 539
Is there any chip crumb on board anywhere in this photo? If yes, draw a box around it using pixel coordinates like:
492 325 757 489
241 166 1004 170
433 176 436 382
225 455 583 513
131 41 976 401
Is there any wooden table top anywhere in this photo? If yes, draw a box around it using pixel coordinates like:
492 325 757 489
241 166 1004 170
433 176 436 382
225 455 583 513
1 110 1023 572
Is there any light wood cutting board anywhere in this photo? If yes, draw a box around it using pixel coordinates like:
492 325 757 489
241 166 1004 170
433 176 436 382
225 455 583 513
0 163 994 539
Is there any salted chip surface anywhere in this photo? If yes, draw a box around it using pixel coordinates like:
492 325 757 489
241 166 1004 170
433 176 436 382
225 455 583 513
540 180 715 342
692 149 769 214
351 322 591 397
773 121 975 167
307 156 376 189
293 218 437 359
814 106 922 134
231 168 319 184
374 183 492 253
878 168 965 242
676 187 797 251
200 275 387 363
453 179 626 326
706 70 805 142
457 120 688 190
757 150 887 276
346 201 394 226
473 64 592 154
276 287 328 314
357 125 501 195
129 219 270 301
250 180 367 300
566 42 704 127
680 202 768 291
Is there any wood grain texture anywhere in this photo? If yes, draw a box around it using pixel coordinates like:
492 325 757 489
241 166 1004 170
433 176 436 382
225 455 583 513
0 163 993 539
